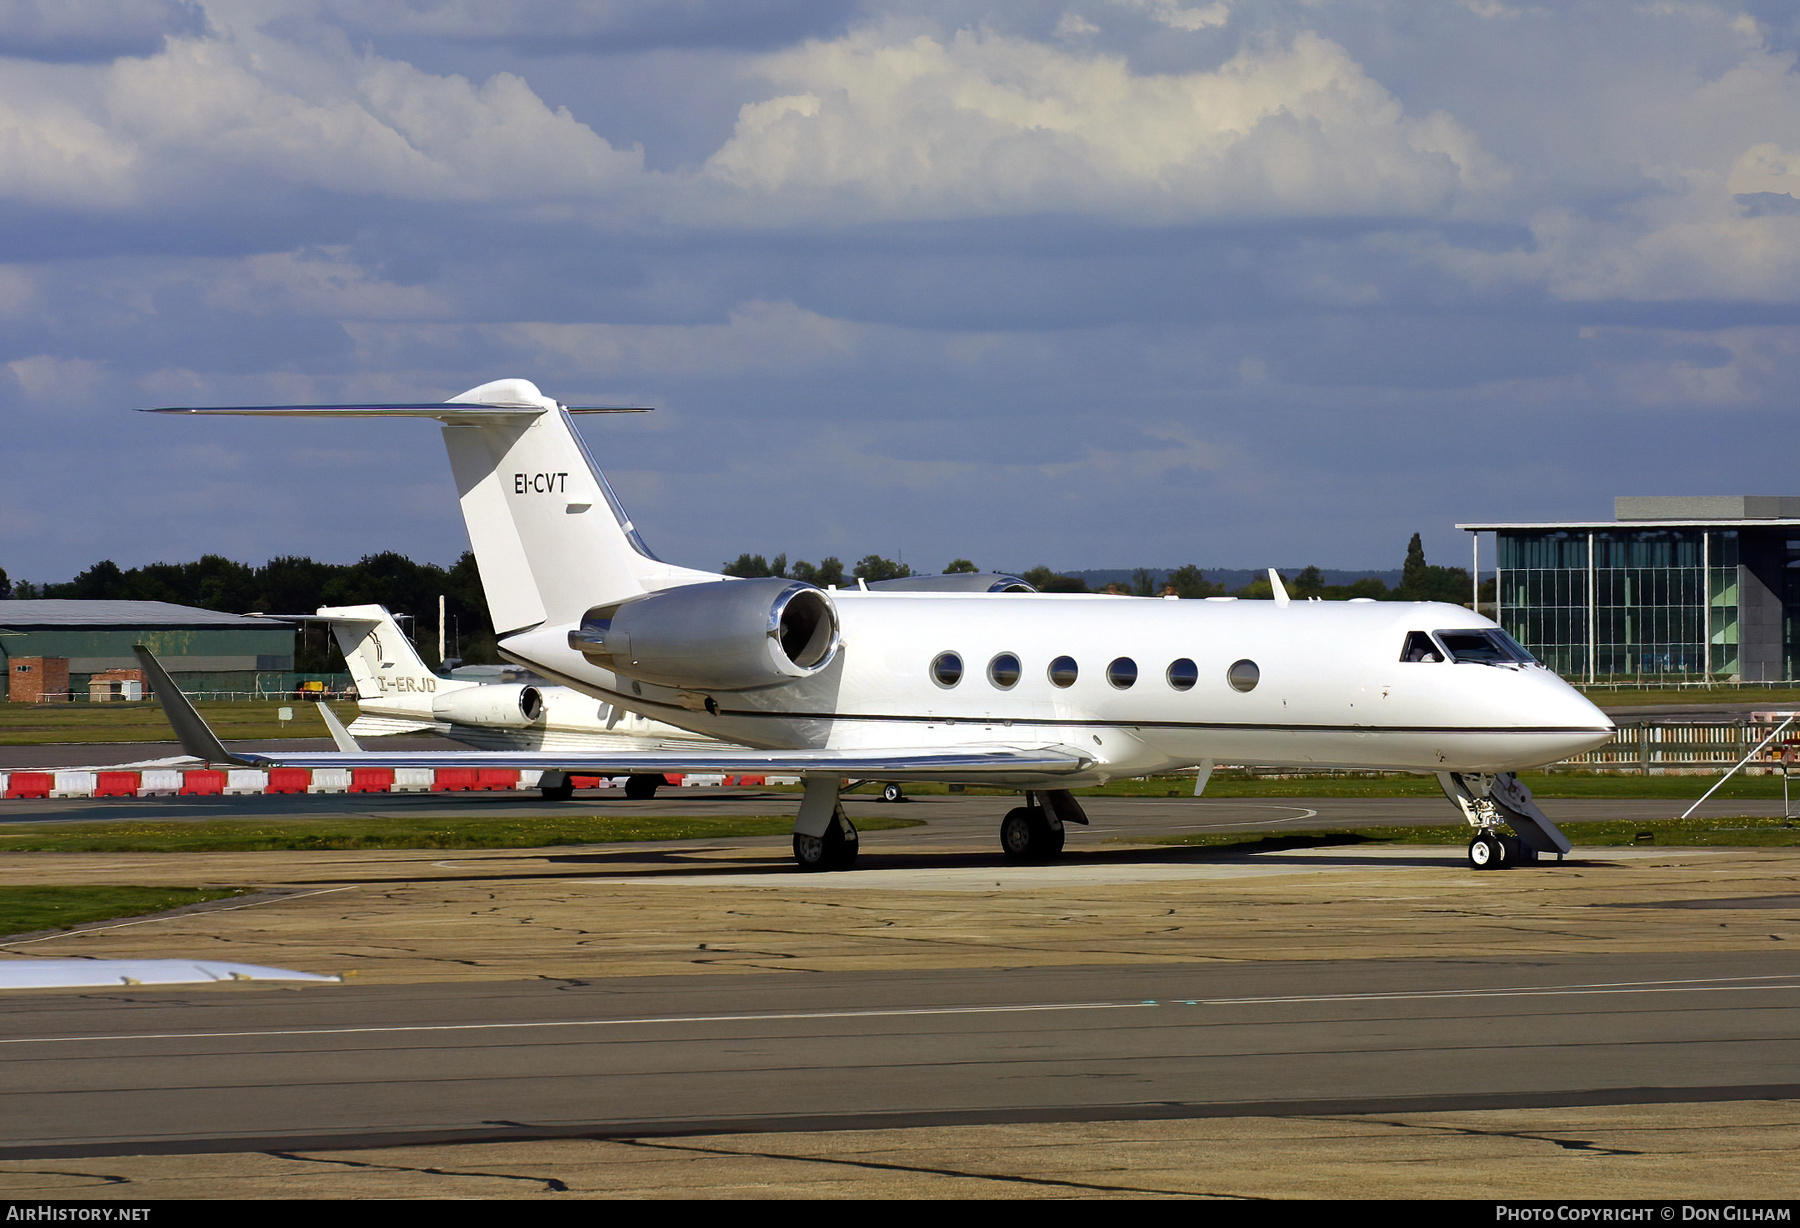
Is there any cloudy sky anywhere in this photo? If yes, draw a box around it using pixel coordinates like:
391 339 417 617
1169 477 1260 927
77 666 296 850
2 0 1797 586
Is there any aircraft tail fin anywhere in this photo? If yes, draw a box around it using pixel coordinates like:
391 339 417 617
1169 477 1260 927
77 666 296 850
148 379 720 636
316 604 466 717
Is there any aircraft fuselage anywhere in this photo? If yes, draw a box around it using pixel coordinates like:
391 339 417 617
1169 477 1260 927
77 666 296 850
499 589 1613 783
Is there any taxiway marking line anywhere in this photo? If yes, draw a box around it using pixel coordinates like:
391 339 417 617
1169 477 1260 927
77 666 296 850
1194 974 1800 1005
0 1001 1155 1047
5 975 1797 1048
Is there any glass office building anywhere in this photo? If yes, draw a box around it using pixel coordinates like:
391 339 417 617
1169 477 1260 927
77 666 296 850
1459 497 1800 684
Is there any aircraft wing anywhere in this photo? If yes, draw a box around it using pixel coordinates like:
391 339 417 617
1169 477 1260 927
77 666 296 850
197 745 1090 778
132 646 1091 780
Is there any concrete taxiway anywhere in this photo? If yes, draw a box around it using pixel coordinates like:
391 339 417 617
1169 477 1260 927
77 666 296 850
0 793 1795 1199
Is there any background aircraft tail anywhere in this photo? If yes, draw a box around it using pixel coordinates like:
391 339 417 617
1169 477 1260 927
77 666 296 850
316 604 472 730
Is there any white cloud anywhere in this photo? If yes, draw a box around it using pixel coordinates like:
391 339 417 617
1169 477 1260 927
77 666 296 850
0 265 38 317
0 68 139 206
0 23 643 209
0 0 205 62
1109 0 1231 32
1729 142 1800 198
496 300 863 376
199 248 447 319
7 355 108 401
1584 325 1800 407
700 26 1506 223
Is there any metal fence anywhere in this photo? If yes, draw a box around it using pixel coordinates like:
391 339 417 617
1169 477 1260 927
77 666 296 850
1553 718 1799 773
1577 679 1800 694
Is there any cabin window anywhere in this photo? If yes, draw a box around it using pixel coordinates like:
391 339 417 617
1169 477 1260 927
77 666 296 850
1107 657 1137 689
1166 658 1198 690
1047 655 1079 688
931 652 963 687
1227 659 1260 692
988 653 1021 689
1400 631 1442 663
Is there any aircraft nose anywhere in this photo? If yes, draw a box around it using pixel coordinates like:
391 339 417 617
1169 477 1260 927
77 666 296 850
1532 671 1615 755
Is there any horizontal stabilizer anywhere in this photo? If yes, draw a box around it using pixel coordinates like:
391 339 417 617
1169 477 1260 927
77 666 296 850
132 645 255 766
142 403 648 421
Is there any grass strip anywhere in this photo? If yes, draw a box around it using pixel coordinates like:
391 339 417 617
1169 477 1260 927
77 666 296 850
0 886 250 937
0 814 923 853
0 700 359 745
1143 815 1800 852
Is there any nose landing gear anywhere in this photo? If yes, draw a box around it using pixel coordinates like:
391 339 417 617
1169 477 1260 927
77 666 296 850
1441 772 1569 870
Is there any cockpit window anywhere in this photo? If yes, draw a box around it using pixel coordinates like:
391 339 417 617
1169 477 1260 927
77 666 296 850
1400 631 1441 663
1435 629 1537 665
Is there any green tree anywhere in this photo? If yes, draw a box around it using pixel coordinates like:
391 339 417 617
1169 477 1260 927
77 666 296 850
943 558 978 574
853 554 912 583
1020 566 1088 593
791 557 845 587
1234 572 1288 600
1402 533 1429 594
1393 534 1471 604
1165 564 1222 598
1293 565 1324 596
723 553 774 578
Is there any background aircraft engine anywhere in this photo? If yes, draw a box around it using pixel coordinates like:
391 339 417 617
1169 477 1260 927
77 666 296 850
571 578 840 691
431 683 545 728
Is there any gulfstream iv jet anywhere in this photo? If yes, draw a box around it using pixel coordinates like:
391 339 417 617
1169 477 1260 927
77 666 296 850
147 380 1614 871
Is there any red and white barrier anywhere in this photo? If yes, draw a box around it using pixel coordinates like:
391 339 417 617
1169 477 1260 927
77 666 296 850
0 768 707 798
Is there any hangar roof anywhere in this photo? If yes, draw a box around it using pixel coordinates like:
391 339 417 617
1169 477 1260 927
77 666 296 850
0 601 291 631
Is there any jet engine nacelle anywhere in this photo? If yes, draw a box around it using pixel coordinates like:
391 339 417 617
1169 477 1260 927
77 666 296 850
569 578 840 692
431 683 545 728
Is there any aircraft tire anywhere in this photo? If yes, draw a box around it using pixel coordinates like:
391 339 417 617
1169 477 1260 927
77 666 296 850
624 774 662 800
881 783 904 803
1000 806 1061 861
539 779 575 801
793 814 858 871
1498 832 1528 865
1000 807 1035 860
1467 832 1504 870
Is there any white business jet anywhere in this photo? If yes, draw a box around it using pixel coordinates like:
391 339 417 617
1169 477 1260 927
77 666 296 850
146 379 1614 871
306 603 734 799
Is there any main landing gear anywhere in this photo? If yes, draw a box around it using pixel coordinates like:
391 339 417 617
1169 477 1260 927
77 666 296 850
999 790 1088 862
793 813 859 871
1439 771 1572 871
542 772 665 801
792 777 859 871
623 773 662 800
785 782 1090 871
